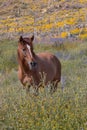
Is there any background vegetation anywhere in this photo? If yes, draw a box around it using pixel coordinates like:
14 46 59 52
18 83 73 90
0 39 87 130
0 0 87 40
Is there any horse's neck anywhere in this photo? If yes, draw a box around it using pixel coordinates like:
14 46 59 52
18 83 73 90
18 59 25 76
18 50 27 74
18 55 25 75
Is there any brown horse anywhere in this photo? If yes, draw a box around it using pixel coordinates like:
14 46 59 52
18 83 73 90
17 35 61 94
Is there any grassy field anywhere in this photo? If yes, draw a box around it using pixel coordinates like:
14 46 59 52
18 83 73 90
0 39 87 130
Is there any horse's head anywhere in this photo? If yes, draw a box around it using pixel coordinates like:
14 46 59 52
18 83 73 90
18 35 37 70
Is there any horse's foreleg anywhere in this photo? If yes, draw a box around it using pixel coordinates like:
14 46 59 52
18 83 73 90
32 75 40 96
26 84 31 93
22 76 32 95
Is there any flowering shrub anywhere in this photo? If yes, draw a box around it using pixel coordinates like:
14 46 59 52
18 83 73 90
61 32 68 38
70 28 80 35
64 18 76 25
79 33 87 39
0 0 87 40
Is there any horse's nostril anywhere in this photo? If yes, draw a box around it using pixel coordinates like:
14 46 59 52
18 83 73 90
33 62 37 66
30 62 37 67
30 62 33 65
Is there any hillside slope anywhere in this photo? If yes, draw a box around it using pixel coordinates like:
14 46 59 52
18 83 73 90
0 0 87 40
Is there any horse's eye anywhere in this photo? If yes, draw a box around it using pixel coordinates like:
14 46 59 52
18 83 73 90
22 48 26 56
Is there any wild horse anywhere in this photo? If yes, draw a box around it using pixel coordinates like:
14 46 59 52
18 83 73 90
17 35 61 95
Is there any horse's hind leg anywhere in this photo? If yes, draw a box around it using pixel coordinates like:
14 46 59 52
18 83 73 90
50 82 54 94
50 80 58 94
53 80 59 92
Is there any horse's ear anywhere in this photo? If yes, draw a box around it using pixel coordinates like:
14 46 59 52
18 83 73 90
19 36 24 42
31 35 34 41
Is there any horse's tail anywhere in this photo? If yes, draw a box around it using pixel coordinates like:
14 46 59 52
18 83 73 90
54 55 61 82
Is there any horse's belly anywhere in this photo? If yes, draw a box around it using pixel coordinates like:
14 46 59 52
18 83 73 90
39 61 57 83
46 66 56 82
37 53 61 83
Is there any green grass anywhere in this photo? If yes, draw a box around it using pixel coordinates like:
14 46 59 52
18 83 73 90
0 39 87 130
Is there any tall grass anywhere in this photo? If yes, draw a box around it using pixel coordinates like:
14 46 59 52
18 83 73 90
0 39 87 130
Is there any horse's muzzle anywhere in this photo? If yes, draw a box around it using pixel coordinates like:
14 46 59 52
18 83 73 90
28 61 37 70
30 62 37 67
